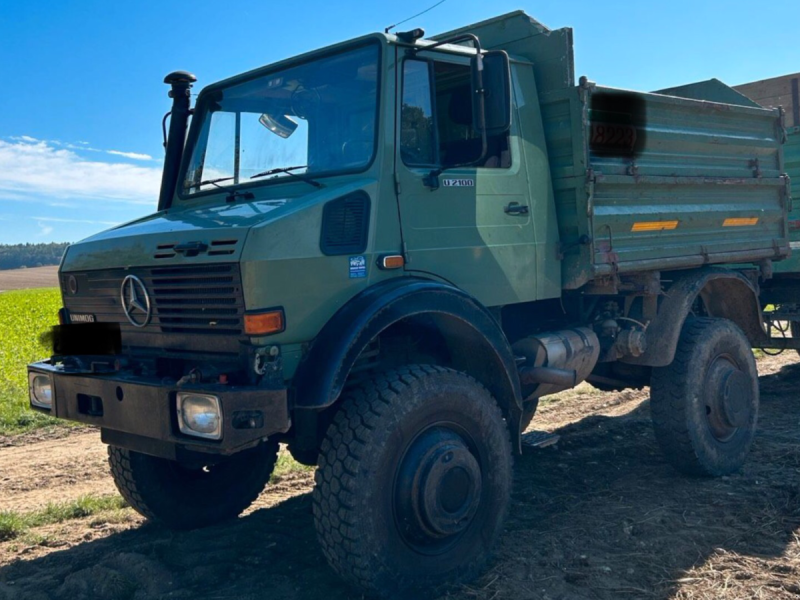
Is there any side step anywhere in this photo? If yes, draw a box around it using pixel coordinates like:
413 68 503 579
521 430 561 449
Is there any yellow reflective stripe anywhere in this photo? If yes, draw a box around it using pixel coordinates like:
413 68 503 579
631 220 679 232
723 217 759 227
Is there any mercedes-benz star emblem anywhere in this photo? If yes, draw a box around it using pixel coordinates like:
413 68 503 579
120 275 152 327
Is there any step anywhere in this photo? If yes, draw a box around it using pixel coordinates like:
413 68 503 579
521 430 561 449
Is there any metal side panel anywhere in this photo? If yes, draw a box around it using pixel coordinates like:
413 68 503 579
588 86 784 180
590 176 787 273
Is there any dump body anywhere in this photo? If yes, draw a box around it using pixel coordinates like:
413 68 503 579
440 11 789 291
540 85 788 289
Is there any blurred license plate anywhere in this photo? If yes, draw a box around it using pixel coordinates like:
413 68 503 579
52 323 121 356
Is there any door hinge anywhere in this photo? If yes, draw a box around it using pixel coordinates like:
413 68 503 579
394 173 402 196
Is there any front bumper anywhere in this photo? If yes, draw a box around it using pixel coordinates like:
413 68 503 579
27 359 291 460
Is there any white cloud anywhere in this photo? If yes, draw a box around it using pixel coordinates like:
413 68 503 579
12 135 39 143
107 150 154 161
0 138 161 205
33 216 119 226
36 222 54 237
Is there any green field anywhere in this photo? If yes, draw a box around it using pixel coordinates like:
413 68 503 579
0 288 61 435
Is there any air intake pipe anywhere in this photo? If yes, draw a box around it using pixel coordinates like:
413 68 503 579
158 71 197 211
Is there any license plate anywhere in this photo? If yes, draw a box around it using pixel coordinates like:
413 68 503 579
52 323 121 355
70 313 96 323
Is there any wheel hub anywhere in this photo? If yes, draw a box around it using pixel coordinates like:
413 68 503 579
718 370 751 428
395 427 482 547
705 358 752 441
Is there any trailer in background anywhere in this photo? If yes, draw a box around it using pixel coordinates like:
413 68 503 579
730 73 800 336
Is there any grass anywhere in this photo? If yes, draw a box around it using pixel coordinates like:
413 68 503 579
0 288 61 435
270 448 315 483
0 494 128 542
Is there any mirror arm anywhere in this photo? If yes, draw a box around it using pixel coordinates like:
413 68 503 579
423 168 442 190
412 33 482 56
473 52 489 169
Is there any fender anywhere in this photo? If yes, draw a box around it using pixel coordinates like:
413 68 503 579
292 277 523 419
623 267 768 367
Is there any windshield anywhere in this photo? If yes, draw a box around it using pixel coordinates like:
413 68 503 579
182 43 380 196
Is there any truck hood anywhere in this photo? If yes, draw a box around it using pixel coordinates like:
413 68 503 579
61 198 291 272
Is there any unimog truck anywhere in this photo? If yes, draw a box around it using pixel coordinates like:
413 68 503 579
28 11 796 596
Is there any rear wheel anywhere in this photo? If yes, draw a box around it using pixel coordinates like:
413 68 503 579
791 321 800 358
108 440 279 530
313 365 512 597
650 317 758 477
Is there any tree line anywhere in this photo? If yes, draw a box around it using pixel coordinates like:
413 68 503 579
0 243 70 270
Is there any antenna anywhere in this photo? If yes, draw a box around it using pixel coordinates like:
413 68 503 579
385 0 448 34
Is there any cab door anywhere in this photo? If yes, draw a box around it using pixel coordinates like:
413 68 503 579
395 50 538 307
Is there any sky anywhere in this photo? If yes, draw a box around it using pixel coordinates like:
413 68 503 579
0 0 798 244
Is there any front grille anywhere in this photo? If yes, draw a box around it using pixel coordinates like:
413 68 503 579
62 263 245 355
149 265 243 335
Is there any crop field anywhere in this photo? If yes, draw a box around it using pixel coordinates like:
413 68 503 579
0 290 798 599
0 266 59 292
0 288 60 435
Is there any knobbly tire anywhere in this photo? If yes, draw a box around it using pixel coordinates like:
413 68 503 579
650 317 758 477
791 321 800 358
108 440 279 530
313 365 513 598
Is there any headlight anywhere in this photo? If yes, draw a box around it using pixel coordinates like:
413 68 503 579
29 373 53 409
177 393 222 440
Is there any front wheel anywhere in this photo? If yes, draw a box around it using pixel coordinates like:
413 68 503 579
313 365 512 597
650 317 758 477
108 440 279 530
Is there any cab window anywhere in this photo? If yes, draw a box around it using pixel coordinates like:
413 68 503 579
400 58 510 169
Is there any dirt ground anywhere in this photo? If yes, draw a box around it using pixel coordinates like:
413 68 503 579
0 266 59 292
1 353 799 600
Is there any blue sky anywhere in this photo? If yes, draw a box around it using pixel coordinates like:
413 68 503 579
1 0 797 244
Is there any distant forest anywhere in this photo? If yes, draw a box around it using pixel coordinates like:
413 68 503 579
0 242 69 270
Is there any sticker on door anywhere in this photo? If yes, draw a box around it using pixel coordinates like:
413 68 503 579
349 255 367 279
442 178 475 187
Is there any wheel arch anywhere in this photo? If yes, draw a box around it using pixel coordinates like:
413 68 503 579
291 277 524 444
623 267 768 368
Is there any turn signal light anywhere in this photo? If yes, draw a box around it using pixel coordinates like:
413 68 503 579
244 309 285 335
380 255 405 270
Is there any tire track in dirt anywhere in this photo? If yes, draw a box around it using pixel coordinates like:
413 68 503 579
0 431 114 513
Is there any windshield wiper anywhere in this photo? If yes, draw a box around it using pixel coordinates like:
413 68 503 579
190 176 235 190
250 165 322 188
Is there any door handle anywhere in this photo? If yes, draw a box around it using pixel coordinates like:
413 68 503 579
504 202 529 215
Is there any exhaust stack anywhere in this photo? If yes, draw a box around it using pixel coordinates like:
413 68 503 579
158 71 196 211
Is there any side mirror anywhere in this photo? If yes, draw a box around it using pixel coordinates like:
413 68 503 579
471 50 512 136
259 113 298 139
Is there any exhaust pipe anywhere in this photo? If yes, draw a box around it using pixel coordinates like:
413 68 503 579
519 366 577 388
158 71 197 211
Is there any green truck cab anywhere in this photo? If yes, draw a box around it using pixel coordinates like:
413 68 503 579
27 11 795 596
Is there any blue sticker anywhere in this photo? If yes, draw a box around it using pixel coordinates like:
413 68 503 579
349 255 367 279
